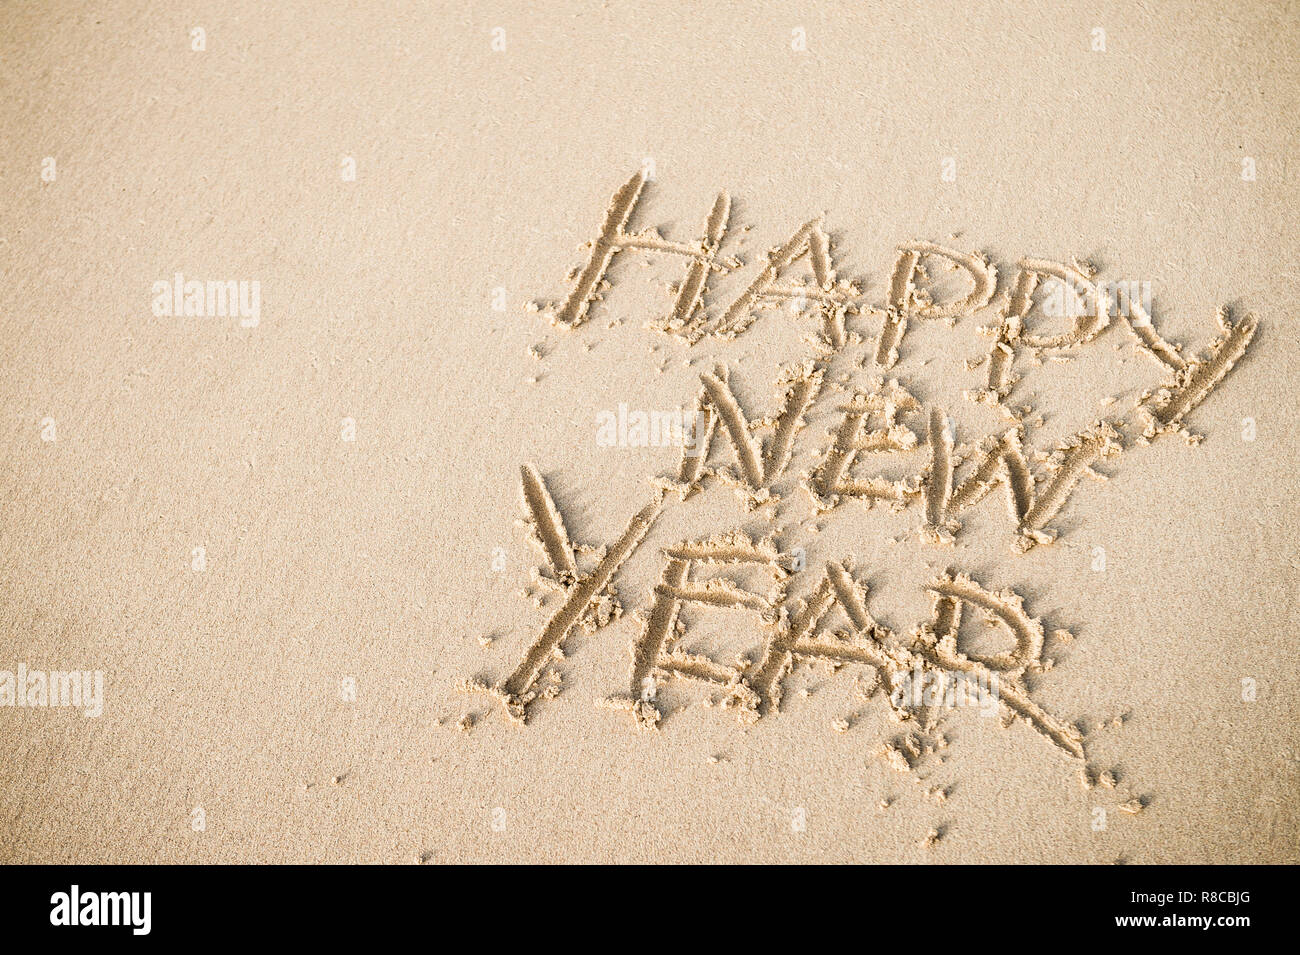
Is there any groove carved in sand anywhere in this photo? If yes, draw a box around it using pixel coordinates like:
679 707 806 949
1008 258 1110 351
918 571 1083 760
1139 308 1257 440
606 531 784 728
476 486 664 723
807 381 921 510
662 362 823 504
519 464 579 583
552 170 734 332
714 219 854 338
736 561 1083 760
875 242 997 368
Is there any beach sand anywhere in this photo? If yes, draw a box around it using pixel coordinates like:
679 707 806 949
1 0 1297 863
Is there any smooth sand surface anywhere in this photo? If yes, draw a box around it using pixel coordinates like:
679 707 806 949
2 0 1297 863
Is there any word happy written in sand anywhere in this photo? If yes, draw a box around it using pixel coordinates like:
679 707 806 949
467 170 1257 779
